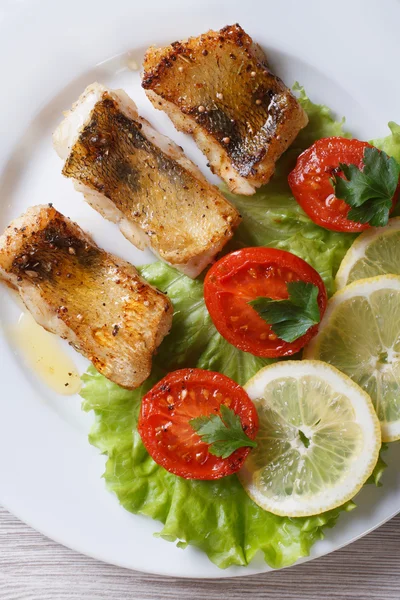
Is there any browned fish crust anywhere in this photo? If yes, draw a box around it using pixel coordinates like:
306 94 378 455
143 24 308 194
61 89 240 274
0 205 173 389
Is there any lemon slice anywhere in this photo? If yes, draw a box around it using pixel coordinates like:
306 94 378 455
305 275 400 442
238 360 380 517
336 217 400 289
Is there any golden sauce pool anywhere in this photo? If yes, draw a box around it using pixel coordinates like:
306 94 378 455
10 312 81 395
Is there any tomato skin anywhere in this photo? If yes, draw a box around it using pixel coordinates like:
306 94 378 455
288 137 376 232
204 247 327 358
138 368 259 480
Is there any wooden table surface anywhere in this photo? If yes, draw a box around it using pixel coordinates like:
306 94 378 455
1 506 399 600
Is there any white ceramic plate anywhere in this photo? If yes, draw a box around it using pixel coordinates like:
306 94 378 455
1 0 400 579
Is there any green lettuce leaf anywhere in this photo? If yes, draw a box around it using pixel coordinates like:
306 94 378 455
80 261 371 570
80 87 399 570
139 262 272 385
223 179 356 297
368 443 388 486
81 366 354 569
371 121 400 164
223 90 400 296
222 86 357 296
293 82 350 147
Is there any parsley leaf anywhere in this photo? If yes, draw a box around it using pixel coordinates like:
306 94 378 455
332 146 400 227
189 404 257 459
249 281 321 343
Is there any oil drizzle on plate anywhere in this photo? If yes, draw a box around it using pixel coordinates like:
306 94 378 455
10 312 81 395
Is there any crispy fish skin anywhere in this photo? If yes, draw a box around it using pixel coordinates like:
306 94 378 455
54 83 240 278
0 205 173 389
142 24 308 195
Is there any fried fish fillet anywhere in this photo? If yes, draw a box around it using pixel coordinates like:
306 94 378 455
53 83 240 278
142 24 308 195
0 205 173 389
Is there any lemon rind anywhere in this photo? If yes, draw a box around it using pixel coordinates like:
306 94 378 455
335 217 400 289
239 360 381 518
305 276 400 443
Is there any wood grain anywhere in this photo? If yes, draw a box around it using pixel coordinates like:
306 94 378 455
0 506 399 599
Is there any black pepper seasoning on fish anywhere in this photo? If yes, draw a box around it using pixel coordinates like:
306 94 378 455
0 205 173 389
142 24 308 195
54 84 241 278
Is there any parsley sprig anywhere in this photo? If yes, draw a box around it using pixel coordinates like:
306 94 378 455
189 404 257 459
249 281 321 343
332 146 400 227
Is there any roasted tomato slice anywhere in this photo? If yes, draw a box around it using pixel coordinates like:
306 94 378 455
204 247 327 358
138 368 259 480
288 137 382 232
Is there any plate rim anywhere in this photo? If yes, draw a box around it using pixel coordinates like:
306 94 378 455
1 0 400 578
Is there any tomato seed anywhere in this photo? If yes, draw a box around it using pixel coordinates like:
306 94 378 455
325 193 336 207
269 333 277 341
